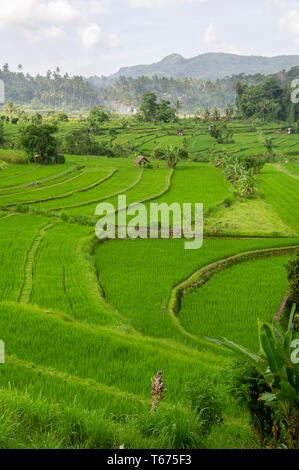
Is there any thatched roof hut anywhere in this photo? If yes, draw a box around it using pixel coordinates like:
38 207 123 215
134 155 150 167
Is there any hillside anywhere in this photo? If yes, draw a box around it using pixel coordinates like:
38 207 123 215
110 52 299 80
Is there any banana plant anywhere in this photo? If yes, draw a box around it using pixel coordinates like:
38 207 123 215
208 305 299 448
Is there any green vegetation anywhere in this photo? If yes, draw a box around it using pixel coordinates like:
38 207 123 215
213 308 299 449
0 107 298 449
180 255 290 350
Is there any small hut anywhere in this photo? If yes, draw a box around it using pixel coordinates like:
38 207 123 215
134 155 150 167
176 129 184 136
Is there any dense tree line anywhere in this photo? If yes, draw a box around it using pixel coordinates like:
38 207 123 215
235 69 299 122
0 64 100 111
1 63 299 118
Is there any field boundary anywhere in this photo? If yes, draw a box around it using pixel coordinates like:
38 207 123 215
272 163 299 181
115 168 175 215
0 165 82 192
168 245 299 332
5 169 117 207
51 168 144 211
0 168 85 198
6 354 150 405
76 234 134 330
18 223 55 304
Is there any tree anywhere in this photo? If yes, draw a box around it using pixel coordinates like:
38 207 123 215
139 92 158 122
56 113 68 122
31 113 43 126
211 106 221 121
175 99 181 117
225 104 234 122
0 120 4 144
19 124 59 164
63 128 113 157
210 124 224 143
195 108 203 121
5 101 17 121
156 145 188 168
155 100 176 123
203 107 211 121
209 308 299 448
88 107 110 129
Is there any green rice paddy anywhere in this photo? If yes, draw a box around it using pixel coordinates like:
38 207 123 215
0 119 298 449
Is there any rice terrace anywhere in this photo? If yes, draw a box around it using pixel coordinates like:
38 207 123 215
0 100 298 449
0 1 299 449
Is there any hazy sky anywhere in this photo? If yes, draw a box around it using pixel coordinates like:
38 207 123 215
1 0 299 77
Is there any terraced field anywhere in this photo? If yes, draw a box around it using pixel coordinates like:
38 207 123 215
0 120 298 449
179 255 291 350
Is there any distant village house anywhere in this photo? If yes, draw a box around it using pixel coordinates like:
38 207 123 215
134 156 150 167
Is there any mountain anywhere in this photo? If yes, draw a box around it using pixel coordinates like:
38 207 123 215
110 52 299 80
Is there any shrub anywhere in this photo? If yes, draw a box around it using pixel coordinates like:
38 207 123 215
186 380 223 436
285 250 299 305
133 404 204 449
56 113 68 122
54 154 66 164
227 360 274 445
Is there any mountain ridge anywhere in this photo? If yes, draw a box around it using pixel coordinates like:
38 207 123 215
109 52 299 81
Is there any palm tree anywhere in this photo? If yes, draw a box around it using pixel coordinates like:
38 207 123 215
203 107 210 121
163 146 182 168
5 101 17 121
211 106 220 122
260 99 270 122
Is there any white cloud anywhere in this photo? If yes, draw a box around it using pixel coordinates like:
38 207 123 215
42 25 65 39
280 10 299 46
80 23 102 47
42 1 81 22
130 0 207 7
108 33 120 48
204 24 216 46
0 0 80 29
0 0 117 50
80 23 120 49
203 23 243 55
272 0 288 7
89 0 108 13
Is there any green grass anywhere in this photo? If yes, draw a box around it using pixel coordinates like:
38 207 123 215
0 302 219 402
205 197 294 236
2 168 112 206
30 223 123 328
180 255 290 351
0 163 74 190
257 165 299 234
93 237 299 343
43 167 141 212
144 163 233 217
0 214 50 302
0 120 298 449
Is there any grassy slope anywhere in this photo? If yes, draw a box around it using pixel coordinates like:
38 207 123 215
0 121 298 449
257 164 299 234
180 255 290 351
93 237 299 343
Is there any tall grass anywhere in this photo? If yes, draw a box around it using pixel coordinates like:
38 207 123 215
180 255 290 351
93 237 299 343
257 165 299 234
